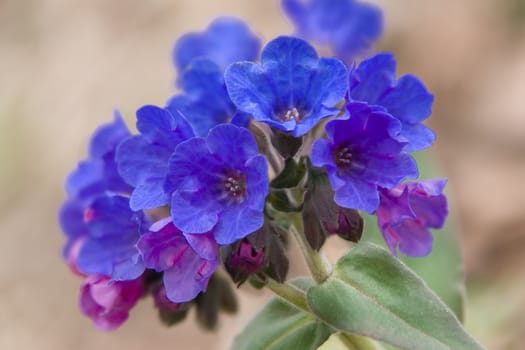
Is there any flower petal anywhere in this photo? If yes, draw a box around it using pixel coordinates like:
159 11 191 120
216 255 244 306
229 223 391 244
224 62 276 122
206 124 259 168
334 178 379 213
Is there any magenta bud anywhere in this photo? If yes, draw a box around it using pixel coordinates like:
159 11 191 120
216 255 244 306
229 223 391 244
231 240 265 274
225 239 265 284
154 286 183 313
79 274 143 331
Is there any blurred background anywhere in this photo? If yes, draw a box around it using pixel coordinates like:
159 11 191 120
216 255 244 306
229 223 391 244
1 0 524 349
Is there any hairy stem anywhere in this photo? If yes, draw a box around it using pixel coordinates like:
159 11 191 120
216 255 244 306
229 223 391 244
290 214 332 284
264 278 309 313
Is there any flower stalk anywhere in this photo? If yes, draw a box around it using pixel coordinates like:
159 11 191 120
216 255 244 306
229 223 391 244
290 214 332 284
264 278 309 313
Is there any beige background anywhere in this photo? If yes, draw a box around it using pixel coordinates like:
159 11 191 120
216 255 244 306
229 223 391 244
1 0 525 349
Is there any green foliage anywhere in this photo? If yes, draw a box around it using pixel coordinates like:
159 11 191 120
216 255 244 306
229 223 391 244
271 157 307 189
307 243 483 350
318 333 356 350
232 291 332 349
363 214 464 320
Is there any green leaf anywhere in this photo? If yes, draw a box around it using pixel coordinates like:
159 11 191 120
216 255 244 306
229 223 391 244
267 189 303 212
307 243 483 350
362 152 465 320
363 214 464 321
271 157 307 189
232 279 333 350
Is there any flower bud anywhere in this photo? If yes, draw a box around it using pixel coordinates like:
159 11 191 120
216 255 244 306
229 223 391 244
153 286 190 326
79 274 143 331
225 239 265 284
302 166 363 250
154 286 183 313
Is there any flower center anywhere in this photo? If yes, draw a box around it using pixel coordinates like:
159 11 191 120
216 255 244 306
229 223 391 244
281 107 301 122
222 170 247 203
334 146 353 168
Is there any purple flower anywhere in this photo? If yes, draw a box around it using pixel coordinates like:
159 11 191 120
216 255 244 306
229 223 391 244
116 105 194 211
173 17 261 73
225 36 348 137
311 103 418 213
349 53 435 151
137 218 219 303
282 0 383 62
167 59 249 137
79 274 143 331
165 124 268 245
376 179 448 257
75 195 148 281
59 112 132 257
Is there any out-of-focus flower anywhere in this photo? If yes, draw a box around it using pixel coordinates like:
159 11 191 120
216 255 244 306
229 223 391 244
173 17 261 73
376 179 448 257
349 53 435 151
59 112 132 257
116 105 194 211
225 36 348 137
76 195 148 281
137 218 218 303
282 0 383 62
311 103 418 213
79 274 143 331
167 59 249 137
165 124 268 245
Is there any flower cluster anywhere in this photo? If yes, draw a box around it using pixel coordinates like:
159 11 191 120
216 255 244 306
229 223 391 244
59 0 448 330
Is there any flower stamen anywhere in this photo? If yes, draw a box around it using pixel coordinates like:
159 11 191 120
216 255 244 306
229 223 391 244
335 146 353 168
281 107 301 122
222 171 247 203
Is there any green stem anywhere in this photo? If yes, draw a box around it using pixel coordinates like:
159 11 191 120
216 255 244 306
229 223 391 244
290 214 332 284
264 278 309 313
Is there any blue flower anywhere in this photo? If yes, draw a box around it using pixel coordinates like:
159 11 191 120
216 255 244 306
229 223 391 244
137 218 219 303
59 112 132 258
169 18 258 137
116 105 194 211
282 0 383 62
167 59 249 137
76 195 148 281
311 103 418 213
64 111 132 200
165 124 268 245
225 36 348 137
173 17 261 73
349 53 435 151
